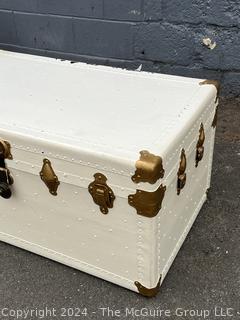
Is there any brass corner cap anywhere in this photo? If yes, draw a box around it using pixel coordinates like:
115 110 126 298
200 79 220 103
128 184 166 218
135 276 161 297
132 150 164 184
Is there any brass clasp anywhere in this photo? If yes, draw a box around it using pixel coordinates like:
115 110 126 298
88 173 115 214
195 123 205 167
177 149 187 195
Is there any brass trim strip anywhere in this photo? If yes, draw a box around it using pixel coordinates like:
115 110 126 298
128 184 166 218
200 79 220 103
135 276 161 297
132 150 164 184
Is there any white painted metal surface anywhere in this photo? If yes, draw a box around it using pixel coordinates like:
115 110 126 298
0 50 217 295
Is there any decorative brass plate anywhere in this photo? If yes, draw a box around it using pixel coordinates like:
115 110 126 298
135 276 161 297
88 173 115 214
195 123 205 167
0 139 13 160
40 159 60 196
200 79 220 103
132 150 164 184
128 184 166 218
177 149 187 195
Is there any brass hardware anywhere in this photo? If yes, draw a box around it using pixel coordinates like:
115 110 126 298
135 276 161 297
195 123 205 167
40 159 60 196
132 150 164 184
88 173 115 214
212 106 218 128
128 184 166 218
177 149 187 195
200 80 220 103
206 187 210 199
0 139 13 160
0 139 14 199
0 167 14 199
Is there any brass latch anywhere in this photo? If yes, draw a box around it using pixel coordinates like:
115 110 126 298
177 149 187 195
88 173 115 214
195 123 205 167
0 139 14 199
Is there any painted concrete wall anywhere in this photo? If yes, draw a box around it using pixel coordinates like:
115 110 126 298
0 0 239 96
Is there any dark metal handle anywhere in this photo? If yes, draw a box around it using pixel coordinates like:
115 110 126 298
0 182 12 199
0 138 13 199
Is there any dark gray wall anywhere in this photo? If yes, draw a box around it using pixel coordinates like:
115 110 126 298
0 0 239 96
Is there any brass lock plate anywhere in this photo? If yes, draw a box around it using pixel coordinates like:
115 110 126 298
177 149 187 195
40 159 60 196
88 173 115 214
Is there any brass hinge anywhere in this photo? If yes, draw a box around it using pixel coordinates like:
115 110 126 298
195 123 205 167
128 184 166 218
132 150 164 184
135 276 161 297
40 159 60 196
200 79 220 103
177 149 187 195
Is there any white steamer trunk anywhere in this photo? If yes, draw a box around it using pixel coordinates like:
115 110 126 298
0 51 218 297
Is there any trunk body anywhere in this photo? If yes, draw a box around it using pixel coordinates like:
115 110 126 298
0 51 218 296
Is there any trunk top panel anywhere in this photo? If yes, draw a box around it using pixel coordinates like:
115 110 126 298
0 50 217 192
0 50 216 161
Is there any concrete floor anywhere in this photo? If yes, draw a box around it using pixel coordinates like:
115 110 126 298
0 98 239 320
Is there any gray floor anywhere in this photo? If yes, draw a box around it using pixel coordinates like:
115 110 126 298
0 98 239 320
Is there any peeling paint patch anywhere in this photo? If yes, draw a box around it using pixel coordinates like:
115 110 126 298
202 38 217 50
129 10 141 16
